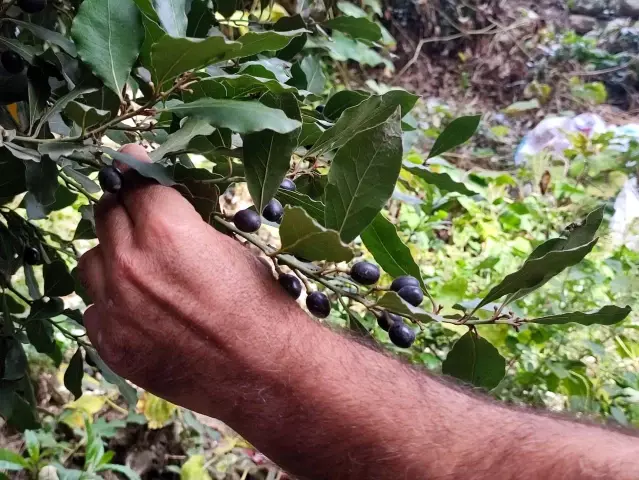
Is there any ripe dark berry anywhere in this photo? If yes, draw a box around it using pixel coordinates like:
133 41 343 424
377 311 401 332
263 199 284 223
315 104 325 114
306 291 330 318
233 208 261 233
280 178 296 191
397 286 424 307
390 275 420 292
350 261 380 285
23 246 41 265
389 321 416 348
98 166 123 194
279 274 302 299
1 51 24 74
18 0 47 13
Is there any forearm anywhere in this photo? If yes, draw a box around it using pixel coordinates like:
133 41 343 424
194 308 639 480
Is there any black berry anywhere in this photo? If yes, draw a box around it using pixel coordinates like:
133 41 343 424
315 104 325 114
98 166 123 194
1 51 24 74
279 274 302 299
233 208 261 233
389 321 416 348
390 275 420 292
23 246 41 265
397 286 424 307
350 261 380 286
377 311 401 332
280 178 296 191
263 199 284 224
306 291 330 318
18 0 47 13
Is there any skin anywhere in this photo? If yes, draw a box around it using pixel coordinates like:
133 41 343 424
78 144 639 480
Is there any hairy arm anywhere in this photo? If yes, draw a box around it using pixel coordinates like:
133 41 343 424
79 145 639 480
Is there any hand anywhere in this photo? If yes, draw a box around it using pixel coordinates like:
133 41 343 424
78 145 302 415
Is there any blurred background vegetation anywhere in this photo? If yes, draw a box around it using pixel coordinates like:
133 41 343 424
3 0 639 478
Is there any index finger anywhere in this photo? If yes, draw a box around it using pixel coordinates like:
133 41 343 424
115 144 199 227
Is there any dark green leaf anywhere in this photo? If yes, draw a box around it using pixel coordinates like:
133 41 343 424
0 151 26 200
26 319 56 355
299 55 325 95
153 0 188 36
560 206 605 250
243 92 301 212
276 189 325 224
297 121 323 147
169 164 220 223
24 264 41 300
428 115 481 159
63 101 111 129
34 86 99 136
28 298 65 321
44 260 75 297
5 143 40 162
24 430 39 461
279 206 353 262
442 331 506 390
323 90 369 120
324 112 403 243
4 392 40 431
183 75 300 101
216 0 237 17
25 157 58 206
71 0 144 98
2 294 25 314
309 90 417 156
223 29 307 61
167 98 301 134
531 305 631 326
27 68 50 131
3 338 26 381
274 15 307 60
85 348 138 406
102 147 176 186
0 37 39 63
64 348 84 400
149 35 239 88
239 58 292 83
8 19 77 57
404 164 477 196
38 142 95 162
72 267 92 304
323 16 382 41
361 214 424 289
475 239 599 312
187 0 213 37
150 118 214 161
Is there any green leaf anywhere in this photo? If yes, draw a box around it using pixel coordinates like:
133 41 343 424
274 15 307 60
35 86 99 136
180 455 212 480
187 0 213 37
102 147 176 186
0 37 40 63
85 348 138 406
38 142 95 162
404 164 477 196
223 29 307 61
428 115 481 159
25 157 58 207
150 118 214 161
153 0 188 36
28 298 65 321
279 206 353 262
26 319 56 355
27 68 50 131
63 101 111 129
44 260 75 297
376 292 442 323
276 189 325 224
62 167 100 194
324 112 403 243
7 19 77 57
0 152 26 200
169 164 221 223
183 75 300 101
243 92 301 213
475 239 599 312
503 99 540 115
531 305 632 326
71 0 144 98
5 391 40 431
24 429 39 462
323 16 382 41
0 449 28 471
560 205 605 250
167 98 301 134
3 338 26 381
309 90 417 156
299 55 325 95
442 331 506 390
307 32 390 69
64 348 84 400
149 35 239 88
361 214 424 289
337 0 367 17
323 90 369 120
24 264 41 300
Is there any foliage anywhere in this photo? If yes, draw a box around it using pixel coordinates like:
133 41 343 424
0 0 636 477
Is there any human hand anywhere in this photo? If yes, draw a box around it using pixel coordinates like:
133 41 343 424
78 145 304 415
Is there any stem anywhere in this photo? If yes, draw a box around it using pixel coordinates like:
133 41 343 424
7 285 31 305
